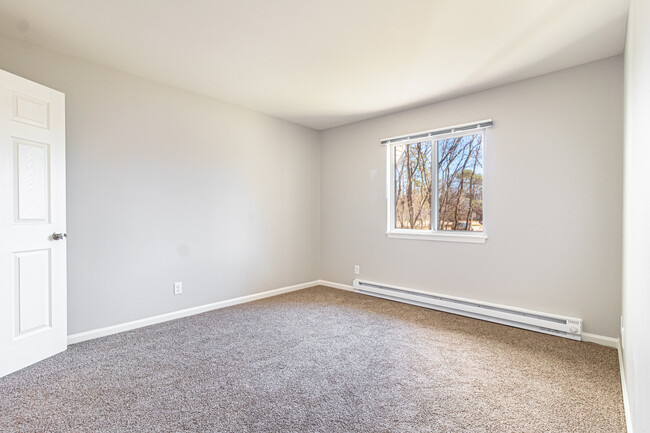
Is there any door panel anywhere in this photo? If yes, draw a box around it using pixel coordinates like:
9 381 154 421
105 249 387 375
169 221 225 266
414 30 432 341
0 69 66 378
15 139 50 222
12 92 50 129
14 249 52 335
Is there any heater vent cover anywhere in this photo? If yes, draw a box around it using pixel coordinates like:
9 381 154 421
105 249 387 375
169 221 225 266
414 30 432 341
353 279 583 340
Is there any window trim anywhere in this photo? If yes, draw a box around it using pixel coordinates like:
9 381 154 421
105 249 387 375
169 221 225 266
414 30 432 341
386 127 488 243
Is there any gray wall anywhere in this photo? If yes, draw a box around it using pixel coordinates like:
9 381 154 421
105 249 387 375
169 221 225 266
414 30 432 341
320 56 623 337
623 0 650 431
0 35 321 335
0 34 625 341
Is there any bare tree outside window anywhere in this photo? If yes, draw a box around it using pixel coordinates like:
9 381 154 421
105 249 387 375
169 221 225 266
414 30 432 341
394 141 432 230
391 131 484 233
437 133 483 232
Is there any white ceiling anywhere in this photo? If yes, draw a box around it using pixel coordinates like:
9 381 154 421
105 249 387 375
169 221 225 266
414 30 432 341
0 0 629 130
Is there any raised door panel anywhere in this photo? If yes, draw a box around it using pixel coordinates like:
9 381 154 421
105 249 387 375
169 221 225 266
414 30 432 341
12 92 50 129
14 250 52 336
14 139 50 223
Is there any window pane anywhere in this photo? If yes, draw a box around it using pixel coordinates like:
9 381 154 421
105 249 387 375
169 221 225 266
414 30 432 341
394 141 432 230
437 133 483 231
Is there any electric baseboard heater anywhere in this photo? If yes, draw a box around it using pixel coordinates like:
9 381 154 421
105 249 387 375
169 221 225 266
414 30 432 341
353 279 583 341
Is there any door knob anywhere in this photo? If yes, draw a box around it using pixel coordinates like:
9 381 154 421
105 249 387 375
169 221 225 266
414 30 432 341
51 232 67 241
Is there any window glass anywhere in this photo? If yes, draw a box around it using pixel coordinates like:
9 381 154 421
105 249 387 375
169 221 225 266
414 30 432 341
394 141 432 230
437 133 483 231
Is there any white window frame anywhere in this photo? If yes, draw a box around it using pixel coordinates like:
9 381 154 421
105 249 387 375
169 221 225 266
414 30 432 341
386 128 487 244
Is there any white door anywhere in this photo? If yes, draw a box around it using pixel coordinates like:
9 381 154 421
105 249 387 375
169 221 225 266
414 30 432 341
0 69 66 378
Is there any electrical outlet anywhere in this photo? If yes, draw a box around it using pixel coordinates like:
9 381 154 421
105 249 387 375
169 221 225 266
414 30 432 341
354 265 360 275
174 282 183 295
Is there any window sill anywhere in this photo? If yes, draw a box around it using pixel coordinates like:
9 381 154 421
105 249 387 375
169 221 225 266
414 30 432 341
386 231 487 244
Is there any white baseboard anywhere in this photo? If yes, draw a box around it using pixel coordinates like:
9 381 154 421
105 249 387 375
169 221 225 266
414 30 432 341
67 280 320 345
317 279 355 291
582 332 619 348
68 278 622 351
618 342 633 433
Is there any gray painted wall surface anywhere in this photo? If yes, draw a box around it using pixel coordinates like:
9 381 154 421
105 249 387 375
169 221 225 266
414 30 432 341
320 57 623 337
623 0 650 431
0 35 321 335
0 36 625 342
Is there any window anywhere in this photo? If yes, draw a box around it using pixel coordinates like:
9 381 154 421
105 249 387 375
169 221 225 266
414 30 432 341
385 121 490 243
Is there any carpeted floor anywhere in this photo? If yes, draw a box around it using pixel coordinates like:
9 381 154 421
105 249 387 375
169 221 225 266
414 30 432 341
0 286 626 432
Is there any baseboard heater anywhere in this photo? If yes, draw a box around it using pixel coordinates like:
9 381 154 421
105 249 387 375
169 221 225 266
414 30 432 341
353 279 583 341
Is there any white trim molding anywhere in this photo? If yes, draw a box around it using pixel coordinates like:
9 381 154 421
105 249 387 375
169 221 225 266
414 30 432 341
68 280 320 344
618 341 633 433
387 231 487 243
317 280 355 291
68 279 624 350
582 332 619 348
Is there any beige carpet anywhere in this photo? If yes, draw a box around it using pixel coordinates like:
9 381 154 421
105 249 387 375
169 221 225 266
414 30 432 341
0 286 626 432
